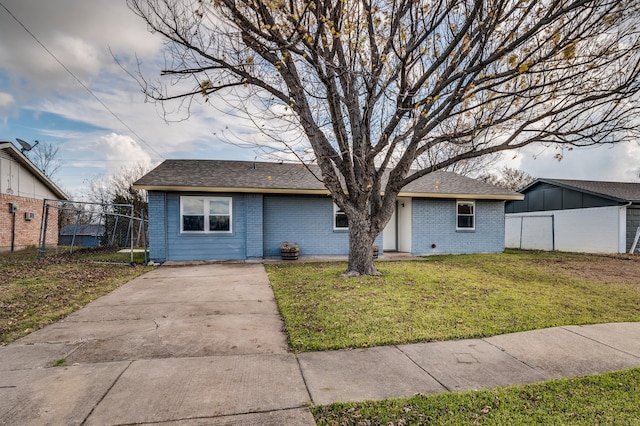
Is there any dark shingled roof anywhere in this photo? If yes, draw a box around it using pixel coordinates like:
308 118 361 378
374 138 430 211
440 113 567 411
528 178 640 203
133 159 522 200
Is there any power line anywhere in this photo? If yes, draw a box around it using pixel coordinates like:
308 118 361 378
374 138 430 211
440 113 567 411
0 1 164 161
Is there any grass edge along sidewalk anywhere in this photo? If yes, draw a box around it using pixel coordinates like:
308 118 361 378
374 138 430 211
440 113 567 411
312 367 640 425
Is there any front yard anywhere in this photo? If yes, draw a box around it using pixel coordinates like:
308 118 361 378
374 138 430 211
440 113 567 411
267 250 640 352
267 250 640 425
0 247 150 345
2 248 639 424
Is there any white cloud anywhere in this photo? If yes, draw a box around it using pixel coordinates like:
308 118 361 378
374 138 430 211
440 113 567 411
499 141 640 182
96 132 152 168
0 92 15 108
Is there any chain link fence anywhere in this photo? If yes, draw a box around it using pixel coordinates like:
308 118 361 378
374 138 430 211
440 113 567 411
38 199 149 264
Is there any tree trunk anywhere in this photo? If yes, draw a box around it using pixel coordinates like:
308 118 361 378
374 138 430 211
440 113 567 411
344 213 378 276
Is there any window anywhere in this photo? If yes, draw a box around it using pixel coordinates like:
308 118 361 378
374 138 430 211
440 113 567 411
334 204 348 229
181 196 232 233
456 200 475 230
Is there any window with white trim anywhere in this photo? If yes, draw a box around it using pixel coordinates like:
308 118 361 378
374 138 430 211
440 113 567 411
180 196 232 233
456 200 475 230
334 203 348 229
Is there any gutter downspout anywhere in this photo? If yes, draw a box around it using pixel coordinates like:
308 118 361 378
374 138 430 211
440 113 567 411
10 208 16 252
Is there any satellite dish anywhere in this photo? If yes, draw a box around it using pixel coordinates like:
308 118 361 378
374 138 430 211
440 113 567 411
16 138 39 153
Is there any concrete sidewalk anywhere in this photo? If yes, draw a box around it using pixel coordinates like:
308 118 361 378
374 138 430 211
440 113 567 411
1 264 639 425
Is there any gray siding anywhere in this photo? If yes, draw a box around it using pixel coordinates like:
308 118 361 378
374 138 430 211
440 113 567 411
507 183 618 213
148 191 167 262
412 199 505 255
167 193 246 261
149 192 247 262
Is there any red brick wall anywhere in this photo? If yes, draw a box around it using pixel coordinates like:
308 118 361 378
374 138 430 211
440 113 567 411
0 194 59 252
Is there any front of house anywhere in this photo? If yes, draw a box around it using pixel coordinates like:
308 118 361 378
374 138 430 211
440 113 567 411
133 160 522 263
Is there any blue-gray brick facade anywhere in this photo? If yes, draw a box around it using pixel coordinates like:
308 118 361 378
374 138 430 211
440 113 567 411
147 191 506 262
412 199 506 255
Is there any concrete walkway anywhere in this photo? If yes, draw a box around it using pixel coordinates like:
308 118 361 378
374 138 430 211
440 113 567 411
1 264 639 425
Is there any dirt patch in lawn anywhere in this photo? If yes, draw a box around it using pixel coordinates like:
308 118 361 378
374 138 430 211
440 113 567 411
528 254 640 287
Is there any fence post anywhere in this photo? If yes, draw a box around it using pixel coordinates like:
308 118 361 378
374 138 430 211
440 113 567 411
39 204 50 258
70 210 81 254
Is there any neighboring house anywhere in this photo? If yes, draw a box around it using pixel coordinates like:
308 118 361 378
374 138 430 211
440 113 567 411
132 160 523 263
59 224 106 248
505 178 640 254
0 142 67 252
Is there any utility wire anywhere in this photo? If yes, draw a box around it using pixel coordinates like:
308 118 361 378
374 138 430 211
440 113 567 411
0 1 164 160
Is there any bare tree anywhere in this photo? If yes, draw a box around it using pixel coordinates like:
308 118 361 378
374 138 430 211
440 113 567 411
479 166 535 191
415 142 501 178
128 0 640 275
25 141 62 180
88 163 151 217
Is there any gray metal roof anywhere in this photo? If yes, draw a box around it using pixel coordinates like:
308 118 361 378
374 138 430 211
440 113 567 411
527 178 640 203
59 224 105 236
133 159 522 200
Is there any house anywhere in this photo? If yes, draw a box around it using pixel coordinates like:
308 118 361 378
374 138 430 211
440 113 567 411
58 224 106 248
0 142 67 252
132 159 523 263
505 178 640 254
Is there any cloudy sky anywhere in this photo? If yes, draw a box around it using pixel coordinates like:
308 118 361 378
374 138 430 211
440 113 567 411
1 0 639 198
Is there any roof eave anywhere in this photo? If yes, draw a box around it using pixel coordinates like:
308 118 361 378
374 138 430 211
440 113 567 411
0 143 68 200
398 191 524 200
527 178 630 203
132 185 332 195
133 184 524 200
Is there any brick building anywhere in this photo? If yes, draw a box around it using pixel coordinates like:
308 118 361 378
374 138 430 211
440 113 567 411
133 159 522 263
0 142 67 252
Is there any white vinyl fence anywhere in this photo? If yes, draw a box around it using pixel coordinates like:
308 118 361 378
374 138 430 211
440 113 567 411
506 206 625 253
505 215 554 250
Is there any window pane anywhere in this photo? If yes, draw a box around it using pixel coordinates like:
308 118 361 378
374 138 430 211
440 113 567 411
458 216 474 228
183 198 204 215
183 215 204 231
209 199 230 215
335 212 348 228
458 203 474 215
209 215 230 231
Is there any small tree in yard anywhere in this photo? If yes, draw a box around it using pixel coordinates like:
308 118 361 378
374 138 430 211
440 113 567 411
88 163 151 246
128 0 640 276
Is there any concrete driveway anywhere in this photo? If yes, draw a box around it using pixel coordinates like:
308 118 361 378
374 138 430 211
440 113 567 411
0 263 315 425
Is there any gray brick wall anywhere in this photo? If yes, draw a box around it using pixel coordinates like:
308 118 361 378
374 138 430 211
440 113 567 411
412 199 506 255
246 194 264 259
263 195 351 256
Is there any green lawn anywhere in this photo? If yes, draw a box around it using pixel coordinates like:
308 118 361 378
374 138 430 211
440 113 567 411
267 251 640 352
312 367 640 425
268 250 640 424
